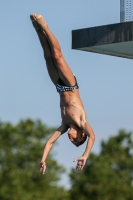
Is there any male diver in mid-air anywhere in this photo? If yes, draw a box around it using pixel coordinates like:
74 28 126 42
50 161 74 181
30 13 95 173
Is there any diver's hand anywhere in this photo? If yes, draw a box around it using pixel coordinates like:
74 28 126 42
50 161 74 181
40 162 46 174
73 156 87 171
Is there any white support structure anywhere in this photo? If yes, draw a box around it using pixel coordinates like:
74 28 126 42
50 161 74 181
120 0 133 22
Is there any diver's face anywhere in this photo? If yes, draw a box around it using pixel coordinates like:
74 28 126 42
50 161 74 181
68 125 81 146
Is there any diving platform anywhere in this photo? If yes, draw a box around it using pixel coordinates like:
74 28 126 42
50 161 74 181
72 21 133 59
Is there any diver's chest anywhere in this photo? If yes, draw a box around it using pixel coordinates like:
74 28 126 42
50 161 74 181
61 105 82 116
61 105 85 126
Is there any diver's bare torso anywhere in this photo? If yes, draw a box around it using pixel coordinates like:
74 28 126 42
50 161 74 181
59 89 86 128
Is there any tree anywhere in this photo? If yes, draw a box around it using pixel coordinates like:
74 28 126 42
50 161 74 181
0 119 69 200
69 130 133 200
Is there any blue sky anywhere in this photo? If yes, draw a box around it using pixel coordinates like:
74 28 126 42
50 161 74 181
1 1 133 187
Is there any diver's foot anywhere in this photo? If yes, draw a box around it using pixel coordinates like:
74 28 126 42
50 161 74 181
30 14 48 31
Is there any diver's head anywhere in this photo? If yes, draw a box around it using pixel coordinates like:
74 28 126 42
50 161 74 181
68 124 87 147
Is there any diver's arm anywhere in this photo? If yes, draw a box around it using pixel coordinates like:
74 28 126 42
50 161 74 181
74 121 95 171
40 124 68 174
82 121 95 158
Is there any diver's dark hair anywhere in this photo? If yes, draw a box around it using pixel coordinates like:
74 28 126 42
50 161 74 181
77 133 87 147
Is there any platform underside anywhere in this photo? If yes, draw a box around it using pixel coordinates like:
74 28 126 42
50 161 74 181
77 41 133 59
72 21 133 59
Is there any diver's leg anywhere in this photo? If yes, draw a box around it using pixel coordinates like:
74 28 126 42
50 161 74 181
36 30 59 85
31 15 59 85
30 14 76 86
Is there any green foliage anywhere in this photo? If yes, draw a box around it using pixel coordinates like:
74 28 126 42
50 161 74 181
69 130 133 200
1 119 132 200
0 119 69 200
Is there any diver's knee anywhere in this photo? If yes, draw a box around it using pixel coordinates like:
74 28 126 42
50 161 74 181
53 48 63 61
